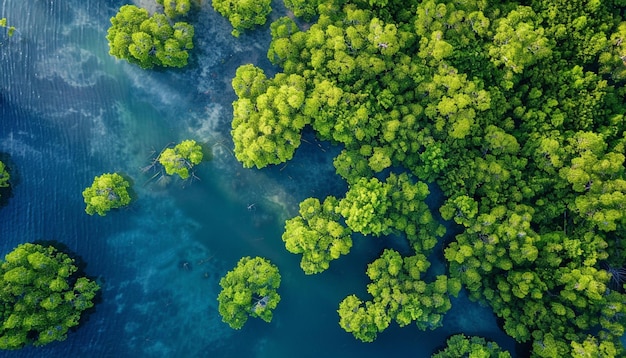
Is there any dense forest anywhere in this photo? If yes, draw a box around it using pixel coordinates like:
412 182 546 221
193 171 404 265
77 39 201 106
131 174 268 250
227 0 626 356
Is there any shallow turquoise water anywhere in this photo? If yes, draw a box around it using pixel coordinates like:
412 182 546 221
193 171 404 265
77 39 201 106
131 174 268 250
0 1 515 357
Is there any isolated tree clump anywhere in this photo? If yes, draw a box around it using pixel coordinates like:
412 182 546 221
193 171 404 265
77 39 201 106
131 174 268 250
0 160 9 192
0 243 100 350
211 0 272 37
82 173 132 216
106 5 194 69
157 139 204 179
0 18 15 37
217 256 281 329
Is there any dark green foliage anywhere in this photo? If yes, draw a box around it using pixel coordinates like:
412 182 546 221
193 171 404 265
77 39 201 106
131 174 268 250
333 149 374 184
106 5 194 69
432 334 512 358
217 257 281 329
338 249 460 342
283 172 443 276
569 335 621 357
0 160 9 193
0 243 100 349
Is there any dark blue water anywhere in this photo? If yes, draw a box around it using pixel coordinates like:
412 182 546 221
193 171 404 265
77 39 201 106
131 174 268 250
0 1 515 357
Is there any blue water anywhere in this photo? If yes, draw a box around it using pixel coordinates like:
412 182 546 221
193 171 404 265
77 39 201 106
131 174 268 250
0 1 515 357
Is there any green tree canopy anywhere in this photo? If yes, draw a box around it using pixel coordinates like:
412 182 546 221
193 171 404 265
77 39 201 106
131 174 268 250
217 256 281 329
282 196 352 274
106 5 194 69
0 243 100 349
82 173 132 216
157 139 204 180
282 0 323 21
336 173 443 251
211 0 272 37
156 0 194 18
487 6 553 76
0 160 9 190
338 249 460 342
431 334 512 358
231 65 309 168
570 335 620 358
338 176 392 236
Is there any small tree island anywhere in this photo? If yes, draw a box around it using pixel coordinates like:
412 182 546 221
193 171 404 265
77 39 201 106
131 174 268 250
82 173 132 216
157 139 204 180
0 160 10 196
0 243 100 349
217 256 281 329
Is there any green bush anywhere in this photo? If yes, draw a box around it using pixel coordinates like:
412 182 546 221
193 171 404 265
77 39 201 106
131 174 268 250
0 243 100 349
82 173 132 216
106 5 194 69
217 256 281 329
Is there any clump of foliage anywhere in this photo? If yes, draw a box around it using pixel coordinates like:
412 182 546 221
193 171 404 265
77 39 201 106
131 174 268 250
337 173 445 250
211 0 272 37
282 0 322 21
0 160 9 192
282 196 352 274
431 334 512 358
0 18 15 37
217 256 281 329
157 140 203 180
231 64 308 168
156 0 194 18
282 172 444 275
0 243 100 349
106 5 194 69
82 173 132 216
338 249 461 342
